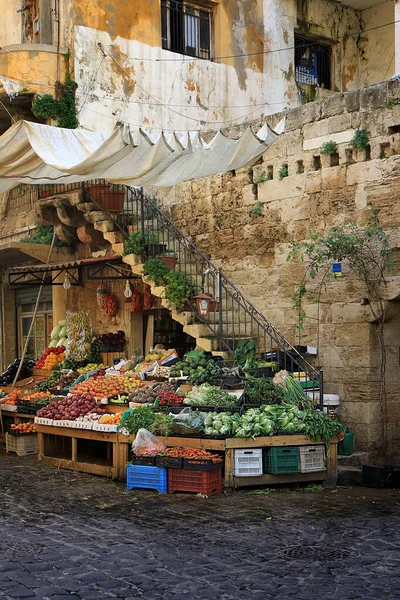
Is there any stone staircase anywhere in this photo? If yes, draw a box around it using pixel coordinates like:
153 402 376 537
35 185 322 376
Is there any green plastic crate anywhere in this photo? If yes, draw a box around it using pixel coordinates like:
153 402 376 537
263 446 299 475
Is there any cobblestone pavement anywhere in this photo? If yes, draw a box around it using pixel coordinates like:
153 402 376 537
0 453 400 600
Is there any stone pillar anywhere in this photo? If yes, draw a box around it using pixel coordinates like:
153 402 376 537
52 273 67 327
129 312 144 356
1 282 17 371
396 0 400 75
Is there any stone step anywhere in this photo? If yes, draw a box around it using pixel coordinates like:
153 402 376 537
337 465 362 486
111 242 125 256
337 452 369 468
84 210 111 224
77 202 99 213
103 231 126 244
93 220 117 233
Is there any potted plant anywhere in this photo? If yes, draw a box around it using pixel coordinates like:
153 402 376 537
142 257 171 286
124 231 158 256
86 182 125 212
164 269 198 312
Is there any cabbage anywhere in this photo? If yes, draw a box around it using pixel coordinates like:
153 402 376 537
48 340 57 348
58 319 67 327
50 325 61 340
59 326 67 338
57 337 67 347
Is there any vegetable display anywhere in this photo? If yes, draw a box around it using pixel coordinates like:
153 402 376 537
159 447 222 462
97 331 125 352
118 405 155 434
170 352 222 384
157 390 183 406
273 371 315 410
0 358 35 386
245 377 285 405
35 346 65 369
149 413 174 436
37 394 106 420
184 384 238 409
49 319 68 348
128 382 175 404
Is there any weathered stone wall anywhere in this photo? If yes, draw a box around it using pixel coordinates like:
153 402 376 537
157 80 400 459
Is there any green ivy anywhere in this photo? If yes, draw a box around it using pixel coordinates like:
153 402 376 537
32 75 78 129
350 129 369 152
320 140 338 155
20 223 65 246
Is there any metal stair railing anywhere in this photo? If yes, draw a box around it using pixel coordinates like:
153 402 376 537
35 180 323 399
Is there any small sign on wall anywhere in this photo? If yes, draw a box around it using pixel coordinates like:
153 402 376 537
332 262 342 276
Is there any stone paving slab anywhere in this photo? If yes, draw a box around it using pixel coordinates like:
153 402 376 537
0 454 400 599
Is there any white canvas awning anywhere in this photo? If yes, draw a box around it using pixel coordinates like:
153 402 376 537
0 119 284 192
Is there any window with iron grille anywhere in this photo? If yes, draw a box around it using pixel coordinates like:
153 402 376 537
161 0 212 59
295 36 332 89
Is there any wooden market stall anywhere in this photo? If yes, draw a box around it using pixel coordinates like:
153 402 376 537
35 424 338 488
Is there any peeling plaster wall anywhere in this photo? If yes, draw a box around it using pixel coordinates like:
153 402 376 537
67 0 371 132
359 1 394 86
0 0 21 46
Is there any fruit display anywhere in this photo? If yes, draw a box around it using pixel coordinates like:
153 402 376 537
37 394 106 420
170 352 222 384
0 358 35 386
97 331 125 352
48 319 68 348
128 382 175 404
100 413 121 425
22 391 51 401
144 348 178 365
35 346 65 370
0 390 19 406
10 422 36 434
66 311 92 360
146 365 171 379
77 363 104 375
47 371 80 391
157 390 184 406
71 375 137 399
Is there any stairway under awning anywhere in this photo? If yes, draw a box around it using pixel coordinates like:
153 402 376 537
0 118 284 193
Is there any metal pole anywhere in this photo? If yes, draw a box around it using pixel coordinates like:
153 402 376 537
12 230 57 387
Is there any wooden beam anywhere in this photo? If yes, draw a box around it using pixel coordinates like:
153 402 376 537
40 456 116 478
225 435 322 449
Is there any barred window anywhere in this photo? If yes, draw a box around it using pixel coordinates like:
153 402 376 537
161 0 212 60
295 36 332 89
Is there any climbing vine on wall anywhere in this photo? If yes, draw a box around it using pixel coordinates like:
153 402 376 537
32 74 79 129
287 210 395 455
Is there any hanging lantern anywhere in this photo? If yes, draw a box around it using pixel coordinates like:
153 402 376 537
194 293 213 317
124 280 133 302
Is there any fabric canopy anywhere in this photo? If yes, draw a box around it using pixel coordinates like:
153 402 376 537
0 119 284 192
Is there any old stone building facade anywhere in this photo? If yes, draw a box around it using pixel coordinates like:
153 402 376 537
157 80 400 459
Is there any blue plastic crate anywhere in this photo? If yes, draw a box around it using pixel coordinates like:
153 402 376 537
126 464 168 493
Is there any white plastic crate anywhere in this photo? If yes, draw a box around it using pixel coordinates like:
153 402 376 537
75 421 93 430
234 449 263 477
92 423 118 433
299 445 326 472
34 417 53 426
1 405 18 412
6 433 38 456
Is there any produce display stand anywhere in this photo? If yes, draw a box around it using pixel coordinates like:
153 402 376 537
36 425 125 478
35 425 338 488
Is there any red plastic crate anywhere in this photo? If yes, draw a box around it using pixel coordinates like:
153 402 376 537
168 468 222 496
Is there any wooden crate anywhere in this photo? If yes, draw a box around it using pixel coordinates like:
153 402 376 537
33 368 53 377
100 352 125 366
